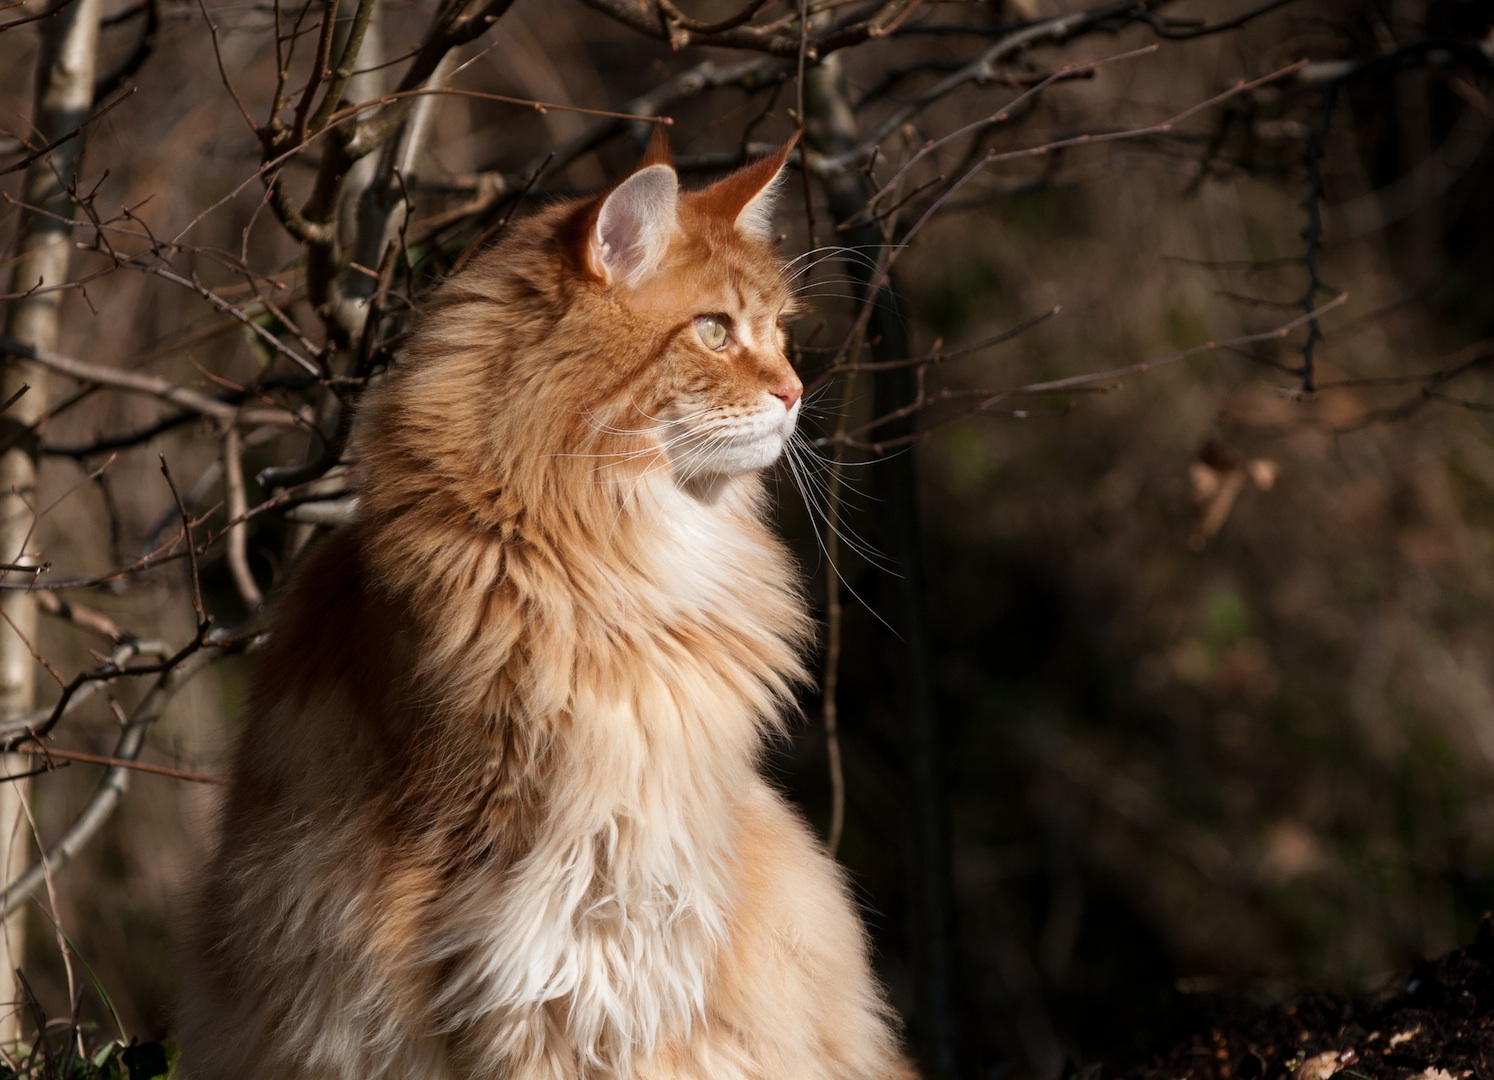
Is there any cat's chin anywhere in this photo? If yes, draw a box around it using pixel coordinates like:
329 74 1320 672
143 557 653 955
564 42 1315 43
665 434 788 500
661 401 798 487
712 434 789 474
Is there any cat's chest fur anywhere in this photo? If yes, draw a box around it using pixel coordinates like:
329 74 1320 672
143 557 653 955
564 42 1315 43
422 482 796 1074
433 702 740 1075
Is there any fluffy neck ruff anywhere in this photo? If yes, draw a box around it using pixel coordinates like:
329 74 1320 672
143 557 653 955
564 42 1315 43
356 211 810 734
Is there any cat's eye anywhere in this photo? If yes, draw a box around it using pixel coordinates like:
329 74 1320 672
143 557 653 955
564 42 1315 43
694 314 730 352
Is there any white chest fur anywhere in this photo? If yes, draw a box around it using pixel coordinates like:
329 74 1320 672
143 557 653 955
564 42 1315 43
431 667 752 1076
426 478 789 1076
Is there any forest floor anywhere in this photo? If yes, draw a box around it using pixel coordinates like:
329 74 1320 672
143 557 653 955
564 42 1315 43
1118 916 1494 1080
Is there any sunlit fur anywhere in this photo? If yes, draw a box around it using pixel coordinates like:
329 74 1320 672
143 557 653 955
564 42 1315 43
180 148 919 1080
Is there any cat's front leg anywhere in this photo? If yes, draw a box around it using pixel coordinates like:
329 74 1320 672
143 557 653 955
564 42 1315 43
639 783 921 1080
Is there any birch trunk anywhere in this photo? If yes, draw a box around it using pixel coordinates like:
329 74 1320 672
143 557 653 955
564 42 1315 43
0 0 103 1045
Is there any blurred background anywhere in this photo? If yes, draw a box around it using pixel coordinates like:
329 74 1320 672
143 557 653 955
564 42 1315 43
2 0 1493 1076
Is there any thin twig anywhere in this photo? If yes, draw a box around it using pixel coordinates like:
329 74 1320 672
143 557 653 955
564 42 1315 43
819 61 1310 384
0 90 133 179
222 427 264 610
10 745 225 785
159 457 208 632
820 293 1351 453
0 645 223 916
1298 87 1336 393
291 0 341 145
195 0 257 134
34 592 129 644
807 305 1059 391
327 85 677 129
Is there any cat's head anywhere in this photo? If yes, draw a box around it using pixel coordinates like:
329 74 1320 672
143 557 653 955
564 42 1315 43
367 139 807 524
560 137 804 487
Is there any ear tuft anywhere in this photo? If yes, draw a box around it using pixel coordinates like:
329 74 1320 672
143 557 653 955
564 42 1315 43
698 136 797 243
589 163 679 287
734 167 787 242
640 126 673 169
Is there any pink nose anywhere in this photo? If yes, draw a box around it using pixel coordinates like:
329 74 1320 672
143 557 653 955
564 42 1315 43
774 377 803 410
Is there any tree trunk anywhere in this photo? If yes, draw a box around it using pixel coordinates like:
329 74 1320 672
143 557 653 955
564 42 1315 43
0 0 103 1044
803 54 958 1078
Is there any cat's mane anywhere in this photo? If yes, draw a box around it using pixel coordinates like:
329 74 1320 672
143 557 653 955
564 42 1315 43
357 189 812 719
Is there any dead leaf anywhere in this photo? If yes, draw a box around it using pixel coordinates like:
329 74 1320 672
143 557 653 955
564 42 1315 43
1292 1049 1357 1080
1292 1051 1340 1080
1246 459 1279 490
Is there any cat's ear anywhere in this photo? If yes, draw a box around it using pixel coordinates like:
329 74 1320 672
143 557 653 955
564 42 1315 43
588 162 679 288
700 135 798 243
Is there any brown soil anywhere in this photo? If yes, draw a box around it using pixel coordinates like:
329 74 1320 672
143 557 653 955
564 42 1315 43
1118 916 1494 1080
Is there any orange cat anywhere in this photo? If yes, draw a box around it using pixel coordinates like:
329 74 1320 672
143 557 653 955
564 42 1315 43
181 139 919 1080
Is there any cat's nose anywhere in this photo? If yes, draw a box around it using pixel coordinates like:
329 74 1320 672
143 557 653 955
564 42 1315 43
773 377 802 410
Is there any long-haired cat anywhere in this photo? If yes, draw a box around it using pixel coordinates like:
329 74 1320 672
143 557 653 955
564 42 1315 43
181 138 919 1080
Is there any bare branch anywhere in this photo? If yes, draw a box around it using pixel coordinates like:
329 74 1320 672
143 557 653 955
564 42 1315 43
807 305 1060 391
9 745 225 785
0 639 169 743
159 457 209 633
658 0 776 35
0 337 306 427
821 293 1352 453
291 0 342 146
851 44 1161 222
329 85 681 131
305 0 380 136
0 89 133 179
0 0 79 30
194 0 258 135
572 0 896 57
0 644 224 916
135 265 321 376
341 0 518 159
34 591 129 644
222 427 264 610
897 61 1310 257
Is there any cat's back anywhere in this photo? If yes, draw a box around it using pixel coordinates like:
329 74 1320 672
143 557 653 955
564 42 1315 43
225 525 413 818
182 526 459 1079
